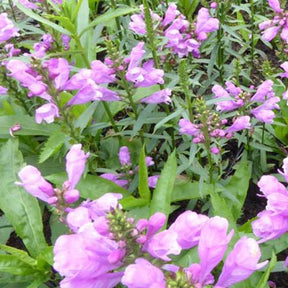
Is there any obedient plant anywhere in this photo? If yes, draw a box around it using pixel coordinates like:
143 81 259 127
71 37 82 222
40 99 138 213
1 1 288 287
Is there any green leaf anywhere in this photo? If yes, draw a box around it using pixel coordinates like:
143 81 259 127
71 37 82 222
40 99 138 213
171 179 212 202
0 139 47 257
0 216 13 245
39 131 68 163
74 101 98 132
0 255 35 276
219 156 251 221
255 252 276 288
0 115 59 137
120 196 148 210
15 2 71 35
46 172 130 199
0 245 36 267
210 186 237 230
79 7 138 37
150 150 177 223
138 146 151 201
77 0 89 48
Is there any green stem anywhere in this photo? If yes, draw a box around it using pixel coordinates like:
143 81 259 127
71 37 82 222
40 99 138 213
74 35 91 67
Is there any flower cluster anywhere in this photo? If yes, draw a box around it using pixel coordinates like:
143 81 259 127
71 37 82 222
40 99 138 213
252 156 288 243
16 144 89 205
259 0 288 43
129 3 219 58
212 80 279 124
101 146 159 189
53 193 267 288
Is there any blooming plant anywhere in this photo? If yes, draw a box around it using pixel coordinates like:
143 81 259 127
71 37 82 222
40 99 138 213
1 0 288 287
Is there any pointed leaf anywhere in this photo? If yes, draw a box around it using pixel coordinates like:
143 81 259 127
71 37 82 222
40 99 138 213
138 146 151 201
0 139 47 257
150 150 177 222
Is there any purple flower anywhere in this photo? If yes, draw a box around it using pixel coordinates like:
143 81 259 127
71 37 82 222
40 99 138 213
122 258 165 288
0 85 8 94
60 273 123 288
140 89 172 104
54 224 123 287
0 13 19 44
261 25 281 42
169 211 208 249
46 58 70 90
89 193 123 218
280 62 288 78
90 60 116 84
148 175 159 188
162 3 180 27
100 173 129 188
268 0 283 13
16 165 55 203
129 14 146 34
216 237 268 287
126 43 164 87
61 34 70 50
251 97 280 124
257 175 287 197
66 206 91 232
4 43 21 57
225 116 251 133
198 216 234 283
250 80 275 102
195 8 219 41
118 146 131 166
252 210 288 243
179 119 199 136
35 103 59 124
65 144 89 190
278 156 288 182
63 189 80 204
212 83 244 112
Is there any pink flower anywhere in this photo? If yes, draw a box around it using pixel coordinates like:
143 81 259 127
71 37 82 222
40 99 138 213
46 58 70 90
54 224 123 285
225 116 251 133
179 119 199 136
16 165 55 203
118 146 131 166
216 237 268 287
257 175 287 197
162 3 180 26
122 258 165 288
252 210 288 243
148 175 160 188
100 173 129 188
250 80 275 102
169 211 209 249
0 85 8 94
212 83 243 112
198 216 234 283
65 144 89 190
195 8 219 41
140 89 172 104
280 62 288 78
63 189 80 204
90 60 116 84
278 156 288 182
35 103 59 124
268 0 283 13
0 13 19 44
